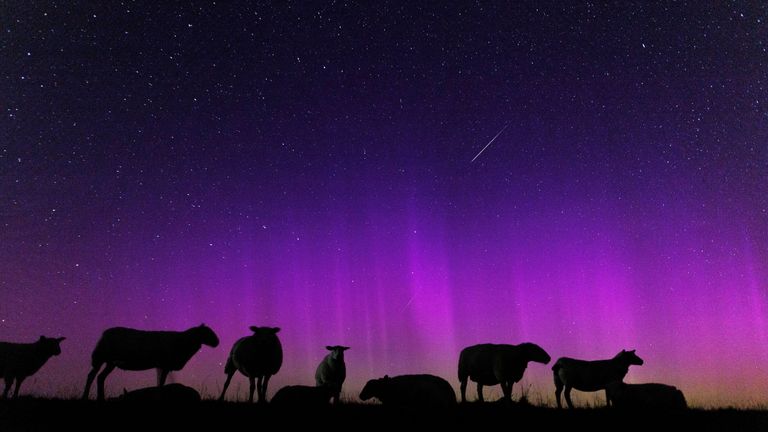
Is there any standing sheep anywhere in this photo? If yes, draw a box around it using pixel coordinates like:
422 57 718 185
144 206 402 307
605 381 687 409
458 342 551 402
82 324 220 400
360 374 457 408
219 326 282 403
270 384 335 407
552 349 644 408
315 345 349 404
0 336 65 398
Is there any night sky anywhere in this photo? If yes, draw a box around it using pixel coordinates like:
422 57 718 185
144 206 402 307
2 2 767 406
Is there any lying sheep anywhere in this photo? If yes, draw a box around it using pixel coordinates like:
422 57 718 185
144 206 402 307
360 374 457 408
120 383 201 403
0 336 65 398
606 381 687 409
83 324 219 400
315 345 349 404
270 384 335 406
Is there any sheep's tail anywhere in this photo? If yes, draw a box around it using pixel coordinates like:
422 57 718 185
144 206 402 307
224 355 236 375
551 359 562 372
90 336 108 367
457 351 468 382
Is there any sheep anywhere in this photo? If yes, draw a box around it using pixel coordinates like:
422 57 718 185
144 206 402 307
605 381 687 410
120 383 201 403
82 324 220 400
552 349 644 408
359 374 457 408
0 336 65 398
458 342 551 403
219 326 282 403
315 345 349 404
270 384 335 407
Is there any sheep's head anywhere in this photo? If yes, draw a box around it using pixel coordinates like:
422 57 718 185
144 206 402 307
249 326 280 336
615 349 644 366
195 324 220 347
359 376 388 401
37 336 65 356
520 342 551 364
325 345 350 361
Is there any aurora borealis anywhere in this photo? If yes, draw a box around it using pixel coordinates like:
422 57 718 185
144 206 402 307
1 2 767 406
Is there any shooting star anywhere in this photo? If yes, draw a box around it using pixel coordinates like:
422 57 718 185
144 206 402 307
471 124 510 162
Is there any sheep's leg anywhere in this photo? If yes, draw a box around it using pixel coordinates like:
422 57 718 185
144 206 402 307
459 379 467 403
83 364 102 400
12 376 24 398
500 381 512 401
564 386 574 409
157 369 169 386
96 363 116 401
476 383 484 402
218 372 234 401
605 389 611 407
554 375 564 408
248 377 256 403
2 376 12 399
260 375 271 402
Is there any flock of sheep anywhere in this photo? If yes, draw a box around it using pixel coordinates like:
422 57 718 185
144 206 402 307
0 324 687 409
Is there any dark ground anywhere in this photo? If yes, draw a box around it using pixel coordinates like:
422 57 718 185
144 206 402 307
1 398 768 431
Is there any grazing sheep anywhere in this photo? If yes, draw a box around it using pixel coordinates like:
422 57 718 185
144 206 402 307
219 326 282 403
315 345 349 404
0 336 65 398
83 324 220 400
458 342 551 402
120 383 201 403
359 374 457 408
606 381 687 410
552 349 644 408
270 385 335 406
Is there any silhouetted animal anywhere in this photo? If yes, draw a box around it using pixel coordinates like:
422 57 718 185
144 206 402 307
271 384 334 406
458 342 551 402
219 326 282 403
315 345 349 404
360 374 456 408
552 349 644 408
83 324 219 400
120 383 201 403
0 336 65 398
606 381 687 409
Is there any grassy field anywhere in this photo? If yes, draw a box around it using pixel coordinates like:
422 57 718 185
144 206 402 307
1 398 768 431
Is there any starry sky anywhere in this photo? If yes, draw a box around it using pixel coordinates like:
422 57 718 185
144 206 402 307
1 2 767 406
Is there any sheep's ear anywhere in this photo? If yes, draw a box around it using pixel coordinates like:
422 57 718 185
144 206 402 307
57 337 66 342
249 326 260 332
200 323 206 328
629 349 635 353
39 335 46 341
342 346 350 351
326 345 334 351
270 327 281 334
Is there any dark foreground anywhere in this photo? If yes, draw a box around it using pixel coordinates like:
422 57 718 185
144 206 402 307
1 398 768 432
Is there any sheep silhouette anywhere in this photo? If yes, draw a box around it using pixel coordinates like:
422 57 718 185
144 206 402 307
552 349 644 408
0 336 65 398
315 345 349 404
360 374 457 408
271 384 335 406
606 381 687 410
219 326 282 403
458 342 551 403
120 383 201 403
82 324 219 400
